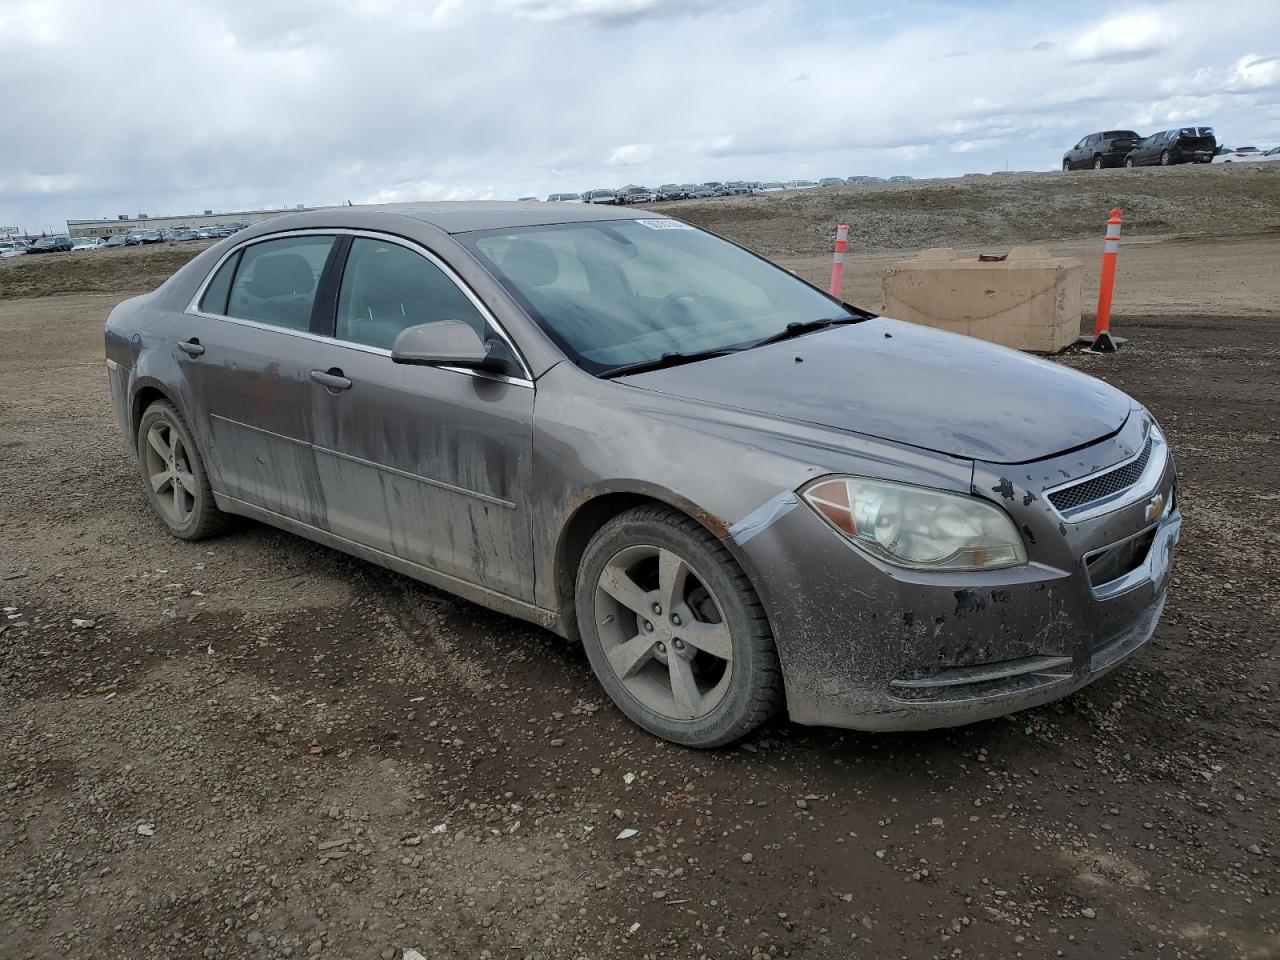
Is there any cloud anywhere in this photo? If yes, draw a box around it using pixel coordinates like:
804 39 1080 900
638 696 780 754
1068 11 1178 64
2 0 1280 231
497 0 727 25
1165 52 1280 97
607 143 654 165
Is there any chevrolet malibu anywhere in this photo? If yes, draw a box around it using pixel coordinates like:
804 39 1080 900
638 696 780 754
105 203 1180 747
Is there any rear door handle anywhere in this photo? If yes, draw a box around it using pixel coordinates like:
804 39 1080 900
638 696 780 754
310 368 352 391
178 338 205 357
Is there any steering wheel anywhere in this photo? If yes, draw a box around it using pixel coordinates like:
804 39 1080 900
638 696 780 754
654 288 700 325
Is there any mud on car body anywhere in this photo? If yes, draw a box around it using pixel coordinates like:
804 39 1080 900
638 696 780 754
104 202 1179 747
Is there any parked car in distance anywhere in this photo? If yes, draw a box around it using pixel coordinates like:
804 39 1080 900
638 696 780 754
1237 146 1280 163
102 234 130 248
846 176 883 184
71 236 102 250
125 229 163 245
683 183 716 198
818 177 845 187
888 175 914 182
547 193 581 202
785 179 818 189
0 239 31 258
615 186 657 205
1212 146 1262 163
655 184 687 200
105 202 1180 748
1125 127 1217 166
722 182 753 195
583 189 618 205
1062 130 1142 170
757 182 785 192
28 235 73 253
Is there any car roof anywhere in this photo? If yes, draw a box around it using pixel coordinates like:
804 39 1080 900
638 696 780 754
389 201 658 232
227 201 664 238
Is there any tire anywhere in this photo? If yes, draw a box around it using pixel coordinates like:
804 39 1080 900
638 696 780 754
1160 151 1171 166
136 398 229 541
1093 156 1104 169
1062 159 1071 172
575 504 783 747
1125 157 1135 168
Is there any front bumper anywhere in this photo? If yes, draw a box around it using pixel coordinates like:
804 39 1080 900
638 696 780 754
737 413 1179 731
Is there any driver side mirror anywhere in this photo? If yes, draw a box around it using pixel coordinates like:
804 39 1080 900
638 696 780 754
391 320 514 375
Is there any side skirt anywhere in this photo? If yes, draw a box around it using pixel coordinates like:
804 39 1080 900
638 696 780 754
213 493 562 634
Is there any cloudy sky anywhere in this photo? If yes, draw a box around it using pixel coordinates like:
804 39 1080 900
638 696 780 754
2 0 1278 232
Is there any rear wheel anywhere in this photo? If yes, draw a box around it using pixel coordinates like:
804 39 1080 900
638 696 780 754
575 505 782 747
137 399 228 540
1062 159 1071 171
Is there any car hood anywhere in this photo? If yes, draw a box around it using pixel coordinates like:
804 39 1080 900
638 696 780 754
616 317 1132 464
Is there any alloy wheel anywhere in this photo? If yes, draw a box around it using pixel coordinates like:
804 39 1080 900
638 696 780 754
143 419 197 526
593 544 733 721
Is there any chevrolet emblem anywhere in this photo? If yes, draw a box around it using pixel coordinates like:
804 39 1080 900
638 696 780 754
1145 493 1166 523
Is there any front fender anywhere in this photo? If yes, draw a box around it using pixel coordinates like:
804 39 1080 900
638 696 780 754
529 362 974 644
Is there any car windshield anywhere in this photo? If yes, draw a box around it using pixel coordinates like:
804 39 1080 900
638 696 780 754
464 219 856 375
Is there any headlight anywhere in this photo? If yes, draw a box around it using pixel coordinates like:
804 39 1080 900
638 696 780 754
801 476 1026 571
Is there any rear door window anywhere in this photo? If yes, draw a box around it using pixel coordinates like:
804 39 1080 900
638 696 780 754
334 237 488 350
226 235 335 332
198 250 241 315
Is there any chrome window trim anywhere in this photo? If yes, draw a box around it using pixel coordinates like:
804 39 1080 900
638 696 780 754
183 227 535 386
1043 423 1168 523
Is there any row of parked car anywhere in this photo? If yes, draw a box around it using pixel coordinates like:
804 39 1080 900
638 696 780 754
2 221 255 256
1063 126 1279 170
543 176 914 204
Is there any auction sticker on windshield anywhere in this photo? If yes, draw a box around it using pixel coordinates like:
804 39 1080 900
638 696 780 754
635 219 694 230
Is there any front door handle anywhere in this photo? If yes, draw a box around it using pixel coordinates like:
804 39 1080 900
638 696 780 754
178 338 205 357
310 368 352 391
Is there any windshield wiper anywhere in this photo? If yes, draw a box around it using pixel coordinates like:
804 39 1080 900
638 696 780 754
599 348 738 380
748 316 861 349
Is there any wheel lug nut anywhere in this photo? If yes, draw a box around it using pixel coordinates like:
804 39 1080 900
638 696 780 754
652 603 663 615
673 639 684 650
671 613 682 626
656 642 666 653
642 621 653 633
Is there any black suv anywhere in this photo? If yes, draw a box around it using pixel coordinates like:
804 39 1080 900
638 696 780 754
1063 130 1141 170
27 235 73 253
1124 127 1217 166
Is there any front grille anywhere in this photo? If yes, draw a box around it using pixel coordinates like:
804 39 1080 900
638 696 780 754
1048 436 1153 514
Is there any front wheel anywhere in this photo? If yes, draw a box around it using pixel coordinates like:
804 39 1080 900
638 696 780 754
1160 150 1171 166
575 505 783 747
1062 159 1071 172
1125 157 1136 168
136 399 228 540
1093 156 1104 169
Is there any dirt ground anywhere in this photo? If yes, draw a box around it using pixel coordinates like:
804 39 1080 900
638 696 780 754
2 181 1278 959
